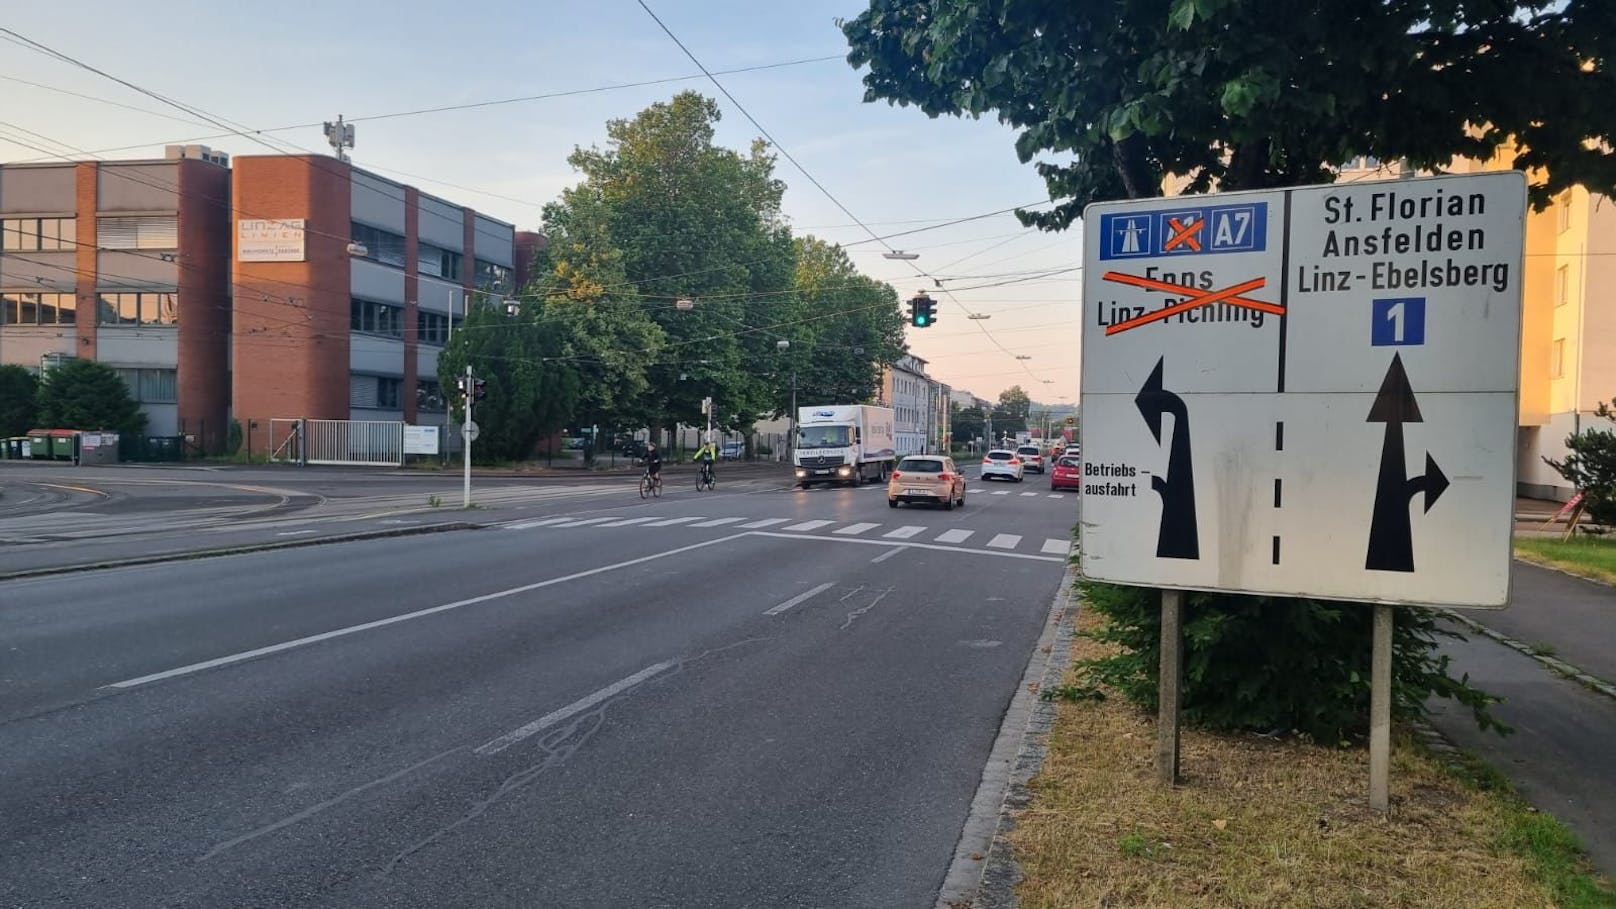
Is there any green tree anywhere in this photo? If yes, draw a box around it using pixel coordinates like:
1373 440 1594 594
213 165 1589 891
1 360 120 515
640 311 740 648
842 0 1616 225
0 364 39 436
558 92 799 438
950 402 986 446
35 360 146 436
1544 399 1616 527
781 237 908 413
438 301 580 463
994 385 1031 435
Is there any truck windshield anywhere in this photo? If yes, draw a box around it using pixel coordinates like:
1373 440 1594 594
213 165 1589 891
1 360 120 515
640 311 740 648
797 426 851 449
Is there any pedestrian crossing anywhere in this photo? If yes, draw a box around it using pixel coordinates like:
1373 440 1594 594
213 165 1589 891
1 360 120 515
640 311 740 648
860 484 1068 500
501 513 1075 557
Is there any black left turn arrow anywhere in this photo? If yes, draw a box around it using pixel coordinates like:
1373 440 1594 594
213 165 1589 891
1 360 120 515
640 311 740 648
1136 357 1199 560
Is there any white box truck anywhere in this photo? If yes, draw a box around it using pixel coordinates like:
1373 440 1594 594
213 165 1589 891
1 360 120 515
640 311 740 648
793 404 897 487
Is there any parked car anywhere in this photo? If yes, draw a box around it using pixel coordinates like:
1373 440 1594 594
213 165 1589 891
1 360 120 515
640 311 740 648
888 455 966 509
980 448 1025 482
1016 444 1046 473
620 439 649 459
1051 454 1082 491
719 441 744 460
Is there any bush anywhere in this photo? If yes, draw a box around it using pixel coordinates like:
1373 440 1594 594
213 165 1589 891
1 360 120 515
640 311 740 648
1076 580 1506 743
0 365 38 437
35 359 146 437
226 419 243 456
1544 398 1616 526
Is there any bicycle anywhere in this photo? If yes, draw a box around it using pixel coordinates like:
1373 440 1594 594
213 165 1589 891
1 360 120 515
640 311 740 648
696 461 716 492
639 469 663 499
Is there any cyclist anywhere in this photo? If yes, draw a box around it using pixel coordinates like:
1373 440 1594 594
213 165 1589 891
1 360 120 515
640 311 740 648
693 440 718 487
643 442 664 488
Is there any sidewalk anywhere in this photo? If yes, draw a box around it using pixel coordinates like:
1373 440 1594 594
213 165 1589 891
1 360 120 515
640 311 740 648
1426 560 1616 878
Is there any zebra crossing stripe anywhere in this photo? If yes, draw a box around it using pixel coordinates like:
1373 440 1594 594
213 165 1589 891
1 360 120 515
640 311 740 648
503 517 578 530
884 525 926 539
739 518 790 529
935 529 974 544
987 534 1021 549
1040 538 1071 555
991 491 1011 496
1019 492 1039 497
597 516 657 527
690 517 746 528
550 517 615 527
782 519 834 532
644 516 705 527
834 522 880 535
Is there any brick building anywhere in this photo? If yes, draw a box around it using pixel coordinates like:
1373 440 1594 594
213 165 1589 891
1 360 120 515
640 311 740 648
1 148 537 452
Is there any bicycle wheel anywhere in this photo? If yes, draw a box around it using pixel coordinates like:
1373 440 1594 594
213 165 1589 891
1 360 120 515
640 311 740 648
639 474 651 499
652 476 663 497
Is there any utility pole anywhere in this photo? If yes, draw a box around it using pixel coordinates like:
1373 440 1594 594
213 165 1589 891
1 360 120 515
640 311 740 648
462 364 473 508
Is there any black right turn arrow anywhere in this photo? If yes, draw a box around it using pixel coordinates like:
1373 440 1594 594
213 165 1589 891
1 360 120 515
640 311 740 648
1365 353 1448 573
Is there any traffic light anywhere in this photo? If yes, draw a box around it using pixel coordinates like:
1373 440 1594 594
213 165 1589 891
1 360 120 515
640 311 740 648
472 378 487 401
909 293 937 328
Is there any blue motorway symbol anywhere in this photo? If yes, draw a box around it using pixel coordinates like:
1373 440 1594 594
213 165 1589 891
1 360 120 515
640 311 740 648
1371 297 1426 346
1099 202 1268 260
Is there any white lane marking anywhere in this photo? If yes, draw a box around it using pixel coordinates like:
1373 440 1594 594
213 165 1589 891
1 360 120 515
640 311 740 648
871 546 906 564
104 533 748 691
597 516 657 527
1041 538 1072 555
783 519 833 532
935 529 974 544
1049 494 1066 499
690 517 745 528
991 491 1011 496
740 518 789 529
550 517 614 527
746 531 1064 563
644 516 704 527
884 525 925 539
764 581 836 616
475 661 676 756
987 533 1022 549
275 530 316 537
504 517 577 530
834 522 880 536
1019 492 1039 497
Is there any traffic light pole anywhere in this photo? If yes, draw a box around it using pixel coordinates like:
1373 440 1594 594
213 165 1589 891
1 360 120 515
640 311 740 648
463 363 473 509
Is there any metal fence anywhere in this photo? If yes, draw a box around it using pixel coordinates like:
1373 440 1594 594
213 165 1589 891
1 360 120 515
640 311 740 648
269 418 406 467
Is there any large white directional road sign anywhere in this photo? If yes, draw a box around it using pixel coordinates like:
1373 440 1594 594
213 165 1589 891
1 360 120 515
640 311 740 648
1079 172 1525 608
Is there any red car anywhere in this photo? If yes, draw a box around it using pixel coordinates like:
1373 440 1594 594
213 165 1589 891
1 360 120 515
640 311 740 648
1050 454 1082 491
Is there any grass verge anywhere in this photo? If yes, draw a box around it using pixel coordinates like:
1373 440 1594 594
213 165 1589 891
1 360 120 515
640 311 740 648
1007 605 1616 908
1515 535 1616 586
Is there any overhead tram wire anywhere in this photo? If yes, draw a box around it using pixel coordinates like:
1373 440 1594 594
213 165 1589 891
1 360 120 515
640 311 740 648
632 0 1050 385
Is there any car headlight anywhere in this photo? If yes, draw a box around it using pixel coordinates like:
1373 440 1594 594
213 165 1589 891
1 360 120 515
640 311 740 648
838 466 851 475
795 469 806 477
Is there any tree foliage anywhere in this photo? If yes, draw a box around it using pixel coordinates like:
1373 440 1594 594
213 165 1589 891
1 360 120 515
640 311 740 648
951 402 986 444
842 0 1616 225
782 237 908 414
437 302 580 463
994 385 1031 434
1075 580 1506 742
1544 399 1616 526
34 360 146 436
0 364 38 437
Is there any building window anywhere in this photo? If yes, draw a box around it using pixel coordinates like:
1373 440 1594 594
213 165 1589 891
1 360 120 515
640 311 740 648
113 367 178 404
350 222 407 268
419 243 463 281
1 292 76 325
98 216 178 250
378 377 401 409
417 379 446 412
2 217 77 251
475 259 511 293
418 310 449 346
350 298 404 337
1557 192 1572 233
348 374 402 410
1556 265 1570 308
1552 338 1565 378
97 292 177 326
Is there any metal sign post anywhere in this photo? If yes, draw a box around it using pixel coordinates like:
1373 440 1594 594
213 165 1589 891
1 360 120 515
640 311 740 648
462 364 473 509
1158 589 1185 786
1080 172 1526 806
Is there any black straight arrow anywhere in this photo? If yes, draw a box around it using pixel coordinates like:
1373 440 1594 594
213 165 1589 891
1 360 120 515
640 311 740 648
1365 353 1449 573
1136 357 1199 560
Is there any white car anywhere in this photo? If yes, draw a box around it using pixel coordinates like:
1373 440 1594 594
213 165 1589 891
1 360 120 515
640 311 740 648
980 449 1025 482
1016 444 1046 473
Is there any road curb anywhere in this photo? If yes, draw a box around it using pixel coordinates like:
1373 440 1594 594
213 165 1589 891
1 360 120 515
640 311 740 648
0 522 484 582
937 559 1078 909
1439 608 1616 703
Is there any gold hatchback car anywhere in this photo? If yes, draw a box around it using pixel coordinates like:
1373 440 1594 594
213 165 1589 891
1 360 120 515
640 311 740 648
887 455 967 509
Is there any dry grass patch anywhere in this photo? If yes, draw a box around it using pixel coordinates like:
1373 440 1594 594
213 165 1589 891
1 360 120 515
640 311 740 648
1009 606 1604 909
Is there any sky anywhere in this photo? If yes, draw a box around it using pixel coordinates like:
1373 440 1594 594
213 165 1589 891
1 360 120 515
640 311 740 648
0 0 1082 406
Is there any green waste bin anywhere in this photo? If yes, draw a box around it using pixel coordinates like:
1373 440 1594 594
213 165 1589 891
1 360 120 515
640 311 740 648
27 431 51 460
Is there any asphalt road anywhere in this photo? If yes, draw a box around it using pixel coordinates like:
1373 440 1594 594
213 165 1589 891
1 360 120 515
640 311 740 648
0 466 1078 907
